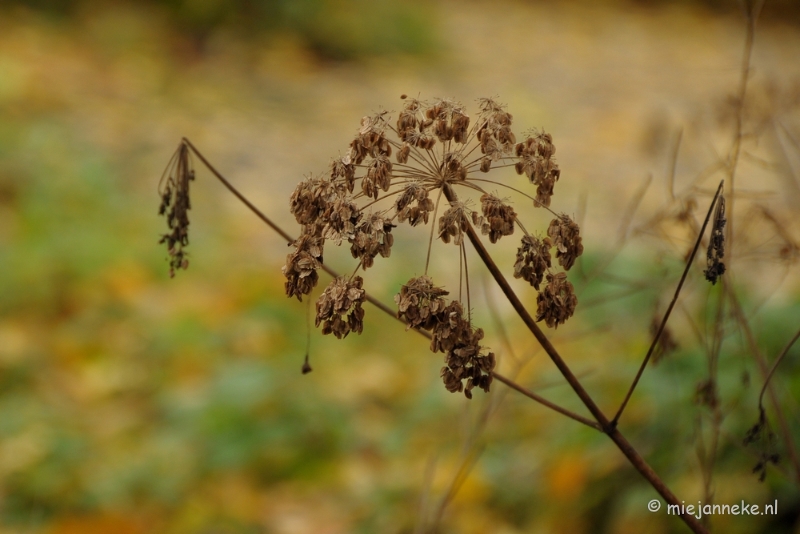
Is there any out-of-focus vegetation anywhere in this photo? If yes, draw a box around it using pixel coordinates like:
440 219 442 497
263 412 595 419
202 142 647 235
1 0 800 533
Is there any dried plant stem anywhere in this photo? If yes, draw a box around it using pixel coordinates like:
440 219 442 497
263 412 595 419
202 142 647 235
728 288 800 483
759 327 800 411
612 180 724 427
441 183 708 534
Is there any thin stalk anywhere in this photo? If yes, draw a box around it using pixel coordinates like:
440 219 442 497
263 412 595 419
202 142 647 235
612 180 724 427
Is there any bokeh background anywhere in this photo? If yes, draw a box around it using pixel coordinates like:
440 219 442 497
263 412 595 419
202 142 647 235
1 0 800 533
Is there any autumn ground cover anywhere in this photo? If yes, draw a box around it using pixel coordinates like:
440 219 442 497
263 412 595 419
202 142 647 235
1 1 800 533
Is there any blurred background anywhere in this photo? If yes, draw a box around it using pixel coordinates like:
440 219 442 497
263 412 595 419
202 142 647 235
1 0 800 532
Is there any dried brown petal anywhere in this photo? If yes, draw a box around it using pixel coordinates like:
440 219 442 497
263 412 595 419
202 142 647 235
547 215 583 270
535 272 577 328
362 155 393 200
290 175 337 228
514 235 552 290
315 276 366 339
330 156 356 192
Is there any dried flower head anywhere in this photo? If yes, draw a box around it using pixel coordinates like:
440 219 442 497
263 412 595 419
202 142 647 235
547 215 584 270
438 202 478 246
281 95 579 392
395 275 449 330
349 212 395 269
396 181 435 226
282 234 324 301
479 193 516 244
433 302 496 399
514 235 552 290
704 195 726 284
315 276 366 339
536 272 578 328
514 131 560 207
158 141 195 277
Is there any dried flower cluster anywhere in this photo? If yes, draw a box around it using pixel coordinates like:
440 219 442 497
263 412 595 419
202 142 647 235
536 272 578 329
514 235 552 290
280 95 581 396
283 234 323 301
396 277 495 398
478 193 516 243
315 276 366 339
158 142 195 277
548 215 584 270
704 195 726 284
514 131 560 207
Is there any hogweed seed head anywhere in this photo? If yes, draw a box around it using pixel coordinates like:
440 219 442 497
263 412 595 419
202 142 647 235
704 195 726 284
158 141 195 277
547 214 584 271
281 95 582 397
315 276 366 339
514 235 552 290
536 272 578 328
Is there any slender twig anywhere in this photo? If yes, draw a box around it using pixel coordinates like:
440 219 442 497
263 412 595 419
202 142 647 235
612 180 724 427
491 373 601 430
759 327 800 412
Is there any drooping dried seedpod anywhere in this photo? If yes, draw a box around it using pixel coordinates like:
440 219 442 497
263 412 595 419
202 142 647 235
349 212 395 269
289 175 336 229
363 154 393 199
535 272 578 328
547 215 584 270
320 193 360 245
315 276 366 339
283 234 324 301
479 193 516 243
438 202 477 246
395 275 449 331
434 304 496 399
396 181 434 227
158 141 195 277
515 131 560 207
704 195 726 284
330 155 356 193
514 235 552 290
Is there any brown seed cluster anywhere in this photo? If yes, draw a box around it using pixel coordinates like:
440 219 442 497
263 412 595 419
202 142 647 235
315 276 366 339
439 202 478 246
350 212 395 268
514 235 552 290
158 142 195 277
396 181 434 226
478 193 516 243
395 276 449 330
282 234 324 301
395 277 495 398
514 131 560 208
536 272 578 328
547 215 584 270
704 195 726 285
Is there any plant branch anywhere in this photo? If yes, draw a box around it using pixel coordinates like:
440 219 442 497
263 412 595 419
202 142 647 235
612 180 724 426
759 327 800 411
441 183 708 534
